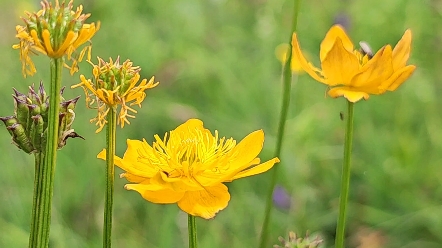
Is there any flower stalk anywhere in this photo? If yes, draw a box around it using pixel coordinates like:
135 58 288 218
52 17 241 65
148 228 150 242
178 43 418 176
259 0 301 247
188 214 198 248
36 58 63 247
103 107 117 247
29 152 44 247
335 101 354 248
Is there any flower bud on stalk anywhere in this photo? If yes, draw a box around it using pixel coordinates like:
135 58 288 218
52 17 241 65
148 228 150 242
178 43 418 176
0 82 83 154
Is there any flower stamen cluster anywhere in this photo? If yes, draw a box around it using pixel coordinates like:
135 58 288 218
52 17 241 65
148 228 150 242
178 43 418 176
13 0 100 77
72 56 159 133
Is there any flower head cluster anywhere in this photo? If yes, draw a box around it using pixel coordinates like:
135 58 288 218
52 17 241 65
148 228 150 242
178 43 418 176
13 0 100 77
97 119 280 219
72 56 159 133
0 83 82 153
274 231 323 248
291 25 416 102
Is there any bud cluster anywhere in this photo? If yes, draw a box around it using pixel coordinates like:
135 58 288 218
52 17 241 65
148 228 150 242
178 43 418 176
0 83 82 154
274 231 323 248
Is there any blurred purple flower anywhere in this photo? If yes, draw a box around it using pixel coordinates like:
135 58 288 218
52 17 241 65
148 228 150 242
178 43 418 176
273 185 292 210
334 13 351 30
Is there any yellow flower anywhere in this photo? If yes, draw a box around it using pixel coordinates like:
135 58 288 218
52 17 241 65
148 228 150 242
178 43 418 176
71 57 159 133
97 119 280 219
13 0 100 77
275 43 303 73
292 25 416 102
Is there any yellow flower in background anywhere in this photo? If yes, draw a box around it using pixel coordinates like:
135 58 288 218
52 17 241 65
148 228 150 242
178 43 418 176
13 0 100 77
97 119 280 219
292 25 416 102
275 43 303 73
72 56 159 133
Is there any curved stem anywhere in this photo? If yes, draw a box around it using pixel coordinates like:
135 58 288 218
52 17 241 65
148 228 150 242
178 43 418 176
258 0 301 247
31 58 63 247
188 214 198 248
103 107 117 248
335 101 355 248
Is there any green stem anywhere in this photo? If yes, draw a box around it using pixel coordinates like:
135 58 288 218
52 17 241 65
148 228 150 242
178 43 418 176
29 152 44 247
103 107 116 248
31 58 63 247
258 0 301 247
335 101 355 248
188 214 198 248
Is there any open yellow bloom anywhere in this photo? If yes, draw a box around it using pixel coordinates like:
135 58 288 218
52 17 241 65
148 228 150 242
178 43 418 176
292 25 416 102
13 0 100 77
97 119 280 219
72 57 159 133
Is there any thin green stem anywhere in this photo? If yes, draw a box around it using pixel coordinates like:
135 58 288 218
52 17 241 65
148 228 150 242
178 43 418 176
29 152 44 247
259 0 301 247
335 101 355 248
188 214 198 248
31 58 63 248
103 107 117 248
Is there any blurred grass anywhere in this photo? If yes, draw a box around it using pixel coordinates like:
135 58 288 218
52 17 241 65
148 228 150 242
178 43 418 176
0 0 441 247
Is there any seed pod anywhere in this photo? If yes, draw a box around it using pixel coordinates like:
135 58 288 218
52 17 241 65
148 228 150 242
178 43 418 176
30 115 44 151
8 123 34 153
0 116 18 136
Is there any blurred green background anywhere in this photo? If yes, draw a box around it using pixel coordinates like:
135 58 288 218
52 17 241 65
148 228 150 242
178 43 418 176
0 0 441 247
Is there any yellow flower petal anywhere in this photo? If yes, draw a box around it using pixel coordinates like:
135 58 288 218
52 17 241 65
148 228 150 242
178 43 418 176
327 87 370 103
392 29 412 70
41 29 55 57
177 184 230 219
321 37 360 86
350 45 394 89
218 130 264 176
386 65 416 91
230 157 280 180
125 183 184 204
120 172 147 183
320 25 354 62
120 139 159 177
150 170 200 192
291 33 327 84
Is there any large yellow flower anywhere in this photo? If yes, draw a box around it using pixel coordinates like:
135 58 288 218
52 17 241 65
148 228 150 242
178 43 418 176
292 25 416 102
97 119 280 219
13 0 100 77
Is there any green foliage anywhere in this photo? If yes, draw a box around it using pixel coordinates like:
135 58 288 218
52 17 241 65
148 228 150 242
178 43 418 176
0 0 440 247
